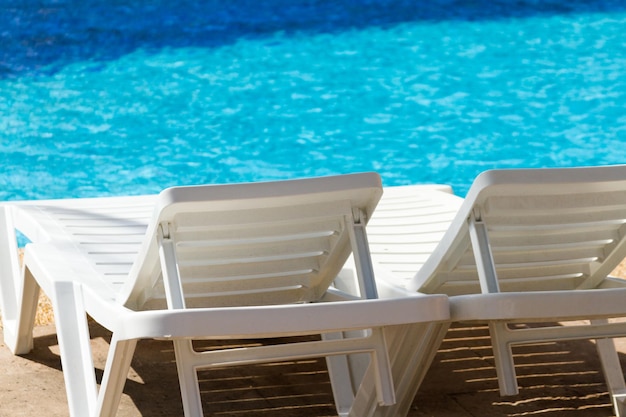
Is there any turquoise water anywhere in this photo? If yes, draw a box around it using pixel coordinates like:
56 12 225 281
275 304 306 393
1 1 626 200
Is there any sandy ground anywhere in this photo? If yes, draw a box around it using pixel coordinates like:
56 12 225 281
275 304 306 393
2 263 626 416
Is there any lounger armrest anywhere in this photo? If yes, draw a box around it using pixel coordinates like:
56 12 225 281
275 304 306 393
451 288 626 322
108 295 450 341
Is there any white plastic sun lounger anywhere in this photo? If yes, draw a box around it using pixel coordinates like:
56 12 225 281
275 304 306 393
365 165 626 417
0 173 450 417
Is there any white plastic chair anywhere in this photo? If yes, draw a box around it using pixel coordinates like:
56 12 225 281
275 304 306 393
0 173 450 417
368 165 626 417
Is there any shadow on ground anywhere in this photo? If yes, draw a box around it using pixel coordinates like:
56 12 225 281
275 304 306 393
1 320 624 416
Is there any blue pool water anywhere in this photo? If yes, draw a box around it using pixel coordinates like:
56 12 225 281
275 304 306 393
1 0 625 200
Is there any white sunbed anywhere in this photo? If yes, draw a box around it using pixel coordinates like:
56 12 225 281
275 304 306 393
363 165 626 417
0 173 451 417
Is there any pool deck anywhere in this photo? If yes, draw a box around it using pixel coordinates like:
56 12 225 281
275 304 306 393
1 319 625 417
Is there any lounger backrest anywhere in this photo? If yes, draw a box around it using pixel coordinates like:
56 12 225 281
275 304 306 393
411 165 626 295
119 173 382 310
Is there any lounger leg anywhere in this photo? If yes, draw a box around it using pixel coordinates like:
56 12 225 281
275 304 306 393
324 331 367 415
349 322 449 417
325 327 397 408
173 339 203 417
95 336 138 417
0 206 38 355
51 280 99 417
593 319 626 417
489 321 519 396
2 265 40 355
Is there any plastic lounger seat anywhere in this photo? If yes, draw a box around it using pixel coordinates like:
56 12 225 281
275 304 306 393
366 165 626 417
0 173 450 417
